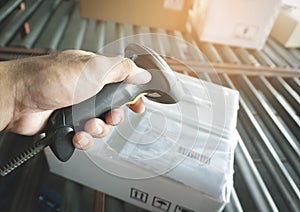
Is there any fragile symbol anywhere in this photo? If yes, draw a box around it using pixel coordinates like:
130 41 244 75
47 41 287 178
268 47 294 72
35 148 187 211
174 205 194 212
152 196 171 211
130 188 148 203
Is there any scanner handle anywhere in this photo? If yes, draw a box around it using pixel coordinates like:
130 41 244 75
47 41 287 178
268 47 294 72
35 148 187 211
47 82 143 162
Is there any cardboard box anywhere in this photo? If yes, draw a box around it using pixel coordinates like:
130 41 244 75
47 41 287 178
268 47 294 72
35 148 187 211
45 73 239 212
189 0 281 49
79 0 193 31
270 8 300 48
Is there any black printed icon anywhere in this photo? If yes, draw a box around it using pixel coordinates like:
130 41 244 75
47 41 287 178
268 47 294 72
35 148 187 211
130 188 148 203
174 205 194 212
152 196 171 211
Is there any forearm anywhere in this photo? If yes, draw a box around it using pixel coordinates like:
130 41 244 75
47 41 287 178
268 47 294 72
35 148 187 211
0 61 15 131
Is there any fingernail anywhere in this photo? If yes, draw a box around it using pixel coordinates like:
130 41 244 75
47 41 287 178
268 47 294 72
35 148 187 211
93 123 103 135
127 65 152 84
112 115 121 125
79 135 90 146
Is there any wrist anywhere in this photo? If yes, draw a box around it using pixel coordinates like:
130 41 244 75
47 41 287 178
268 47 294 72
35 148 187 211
0 61 16 131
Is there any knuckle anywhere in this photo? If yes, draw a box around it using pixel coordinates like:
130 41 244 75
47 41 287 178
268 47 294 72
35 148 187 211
56 50 96 64
108 58 133 83
120 58 133 72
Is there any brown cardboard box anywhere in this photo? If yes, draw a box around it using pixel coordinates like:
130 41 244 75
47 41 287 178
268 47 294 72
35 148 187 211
270 9 300 48
79 0 192 31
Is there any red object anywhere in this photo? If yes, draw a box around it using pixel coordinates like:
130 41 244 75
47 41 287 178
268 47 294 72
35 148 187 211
19 2 26 11
23 22 30 35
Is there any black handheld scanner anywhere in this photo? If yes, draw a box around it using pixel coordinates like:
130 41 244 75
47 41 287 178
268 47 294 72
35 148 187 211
47 43 184 162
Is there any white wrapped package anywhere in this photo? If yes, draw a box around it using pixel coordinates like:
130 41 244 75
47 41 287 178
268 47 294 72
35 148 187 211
45 73 239 212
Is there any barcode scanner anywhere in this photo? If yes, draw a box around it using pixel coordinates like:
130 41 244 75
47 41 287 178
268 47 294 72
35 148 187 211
47 43 184 162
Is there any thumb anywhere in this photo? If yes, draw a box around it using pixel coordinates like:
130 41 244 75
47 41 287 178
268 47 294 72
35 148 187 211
75 56 151 103
123 59 152 84
104 57 152 85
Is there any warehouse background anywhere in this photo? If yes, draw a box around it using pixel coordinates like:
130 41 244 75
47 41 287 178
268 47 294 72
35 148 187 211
0 0 299 211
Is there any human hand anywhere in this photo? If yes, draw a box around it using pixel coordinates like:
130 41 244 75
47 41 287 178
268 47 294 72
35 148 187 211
0 50 151 150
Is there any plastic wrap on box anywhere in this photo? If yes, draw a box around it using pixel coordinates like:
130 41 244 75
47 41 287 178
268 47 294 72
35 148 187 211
45 73 239 212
